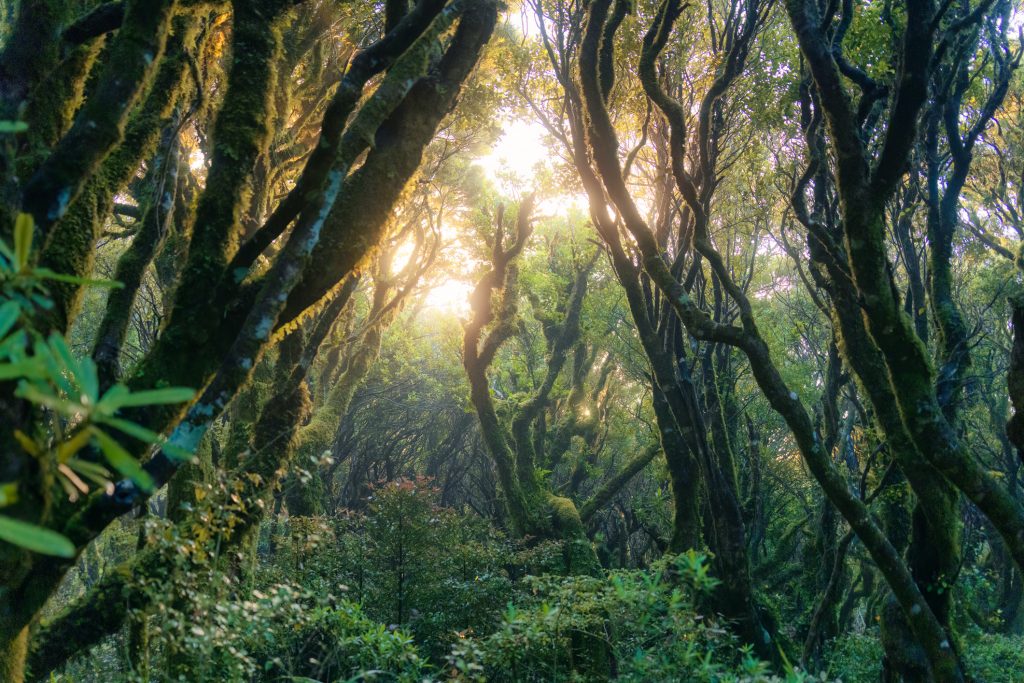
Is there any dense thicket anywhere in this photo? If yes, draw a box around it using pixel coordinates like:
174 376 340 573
0 0 1023 681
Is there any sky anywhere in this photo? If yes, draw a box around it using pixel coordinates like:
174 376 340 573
415 116 589 316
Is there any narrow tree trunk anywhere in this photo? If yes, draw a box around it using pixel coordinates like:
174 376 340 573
0 621 28 683
1008 295 1024 459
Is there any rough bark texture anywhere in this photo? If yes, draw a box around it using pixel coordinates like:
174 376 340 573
21 0 178 237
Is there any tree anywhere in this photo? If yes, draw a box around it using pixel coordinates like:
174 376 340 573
462 197 604 576
0 1 499 678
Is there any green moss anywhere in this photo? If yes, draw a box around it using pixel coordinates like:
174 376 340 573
0 1 76 123
24 41 103 157
279 0 499 324
129 0 294 410
21 0 178 234
37 18 197 333
547 494 601 577
0 623 28 683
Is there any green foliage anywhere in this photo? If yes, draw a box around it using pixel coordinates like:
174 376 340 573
252 595 428 683
0 120 28 133
60 584 428 683
270 478 515 660
0 213 120 309
446 552 795 682
0 515 74 557
960 630 1024 682
822 633 883 683
825 629 1024 683
0 213 194 557
13 3 1024 682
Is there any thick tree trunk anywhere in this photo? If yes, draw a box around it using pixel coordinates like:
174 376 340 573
652 387 701 551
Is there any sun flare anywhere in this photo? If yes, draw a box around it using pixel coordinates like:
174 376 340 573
423 279 474 316
474 118 552 190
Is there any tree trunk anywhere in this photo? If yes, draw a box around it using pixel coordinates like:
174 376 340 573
1008 295 1024 459
0 622 28 683
652 387 701 551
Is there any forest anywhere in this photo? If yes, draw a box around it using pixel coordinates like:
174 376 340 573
0 0 1023 680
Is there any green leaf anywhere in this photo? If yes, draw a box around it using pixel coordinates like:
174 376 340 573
0 301 20 339
0 326 27 354
100 417 194 461
77 357 100 406
0 482 18 507
100 416 162 444
55 429 93 463
0 360 48 381
90 427 154 492
102 386 195 410
95 384 129 414
13 213 33 270
16 382 80 415
46 332 81 398
65 458 112 485
0 120 29 133
0 516 75 557
0 236 15 265
38 337 75 399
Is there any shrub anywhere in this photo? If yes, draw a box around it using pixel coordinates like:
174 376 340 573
267 477 515 660
248 592 428 682
444 551 794 682
824 632 883 682
961 630 1024 683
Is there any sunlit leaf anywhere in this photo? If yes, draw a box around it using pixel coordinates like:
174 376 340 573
0 482 18 507
102 386 195 409
55 429 93 463
0 120 28 133
13 213 33 270
12 430 40 457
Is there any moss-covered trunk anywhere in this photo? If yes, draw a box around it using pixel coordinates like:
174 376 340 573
0 621 28 683
287 290 390 517
462 198 603 580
